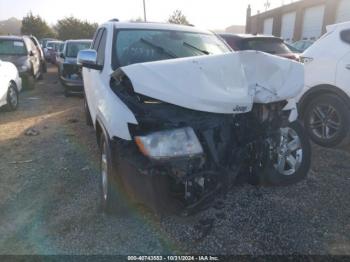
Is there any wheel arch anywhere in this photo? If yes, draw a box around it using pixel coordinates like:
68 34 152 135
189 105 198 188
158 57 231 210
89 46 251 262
95 116 110 149
9 80 17 89
298 85 350 117
8 80 19 94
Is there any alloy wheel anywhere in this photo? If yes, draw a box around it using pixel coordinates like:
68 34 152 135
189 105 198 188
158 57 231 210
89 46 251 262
309 104 341 140
274 127 303 176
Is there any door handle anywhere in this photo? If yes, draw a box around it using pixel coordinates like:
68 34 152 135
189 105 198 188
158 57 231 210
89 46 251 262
346 64 350 70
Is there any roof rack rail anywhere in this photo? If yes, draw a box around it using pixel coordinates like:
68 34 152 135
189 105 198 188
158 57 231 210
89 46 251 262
109 18 119 22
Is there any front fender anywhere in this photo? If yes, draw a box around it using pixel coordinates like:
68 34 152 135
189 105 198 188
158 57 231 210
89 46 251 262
95 87 138 141
283 98 298 122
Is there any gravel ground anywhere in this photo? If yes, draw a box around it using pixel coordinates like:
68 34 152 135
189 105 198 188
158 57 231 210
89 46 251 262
0 66 349 255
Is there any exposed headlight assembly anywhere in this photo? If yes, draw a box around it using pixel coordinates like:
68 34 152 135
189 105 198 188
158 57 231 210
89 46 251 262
300 56 313 64
135 127 203 160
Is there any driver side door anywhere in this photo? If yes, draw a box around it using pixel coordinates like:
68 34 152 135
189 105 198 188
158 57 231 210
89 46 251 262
83 28 107 124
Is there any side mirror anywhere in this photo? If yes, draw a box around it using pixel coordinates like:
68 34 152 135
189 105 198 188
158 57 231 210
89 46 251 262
77 49 102 70
29 50 34 56
60 52 65 59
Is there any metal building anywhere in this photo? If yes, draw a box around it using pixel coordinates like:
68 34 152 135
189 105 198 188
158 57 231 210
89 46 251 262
246 0 350 42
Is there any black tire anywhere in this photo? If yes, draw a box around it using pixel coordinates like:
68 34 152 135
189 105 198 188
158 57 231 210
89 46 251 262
42 62 47 73
22 75 36 90
64 86 71 97
303 94 350 148
262 121 311 186
84 98 93 126
37 68 44 80
99 132 124 214
5 82 19 111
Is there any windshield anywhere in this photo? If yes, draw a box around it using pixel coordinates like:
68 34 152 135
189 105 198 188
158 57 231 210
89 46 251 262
0 39 27 55
47 42 62 51
293 41 314 51
285 43 301 53
41 39 55 48
242 38 292 54
66 42 91 58
113 29 230 68
59 43 65 52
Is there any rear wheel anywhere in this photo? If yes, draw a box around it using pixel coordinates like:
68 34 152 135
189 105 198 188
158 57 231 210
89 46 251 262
6 82 19 111
303 94 350 148
42 61 47 73
262 121 311 186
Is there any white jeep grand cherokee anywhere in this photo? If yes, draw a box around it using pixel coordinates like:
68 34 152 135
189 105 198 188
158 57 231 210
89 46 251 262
78 21 310 215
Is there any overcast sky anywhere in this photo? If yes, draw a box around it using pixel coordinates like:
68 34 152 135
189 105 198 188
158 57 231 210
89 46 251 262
0 0 297 30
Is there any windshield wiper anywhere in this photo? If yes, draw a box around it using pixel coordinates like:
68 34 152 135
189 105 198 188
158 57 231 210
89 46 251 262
140 38 178 58
183 42 210 55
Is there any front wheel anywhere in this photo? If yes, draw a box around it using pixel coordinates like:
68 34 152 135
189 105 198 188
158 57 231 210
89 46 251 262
262 121 311 186
99 132 126 214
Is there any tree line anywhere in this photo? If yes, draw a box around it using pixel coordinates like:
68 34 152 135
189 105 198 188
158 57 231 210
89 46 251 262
21 10 190 40
21 13 98 40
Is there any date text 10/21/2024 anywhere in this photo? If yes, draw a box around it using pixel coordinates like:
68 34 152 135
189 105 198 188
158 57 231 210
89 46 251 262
127 256 220 261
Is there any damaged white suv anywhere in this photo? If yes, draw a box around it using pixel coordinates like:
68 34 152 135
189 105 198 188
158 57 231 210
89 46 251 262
79 21 311 214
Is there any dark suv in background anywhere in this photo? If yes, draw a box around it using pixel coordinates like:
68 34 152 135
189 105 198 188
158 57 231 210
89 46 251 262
45 41 63 64
57 39 92 96
219 33 300 61
0 35 43 89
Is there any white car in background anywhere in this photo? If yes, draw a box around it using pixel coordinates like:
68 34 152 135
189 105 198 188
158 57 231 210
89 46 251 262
0 59 22 111
298 22 350 148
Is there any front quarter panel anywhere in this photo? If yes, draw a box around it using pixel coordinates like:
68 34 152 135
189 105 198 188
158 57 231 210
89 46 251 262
302 30 348 91
83 67 138 140
0 62 7 106
336 51 350 97
0 61 21 106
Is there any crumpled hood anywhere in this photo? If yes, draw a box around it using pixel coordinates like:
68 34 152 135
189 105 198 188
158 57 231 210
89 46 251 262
116 51 304 114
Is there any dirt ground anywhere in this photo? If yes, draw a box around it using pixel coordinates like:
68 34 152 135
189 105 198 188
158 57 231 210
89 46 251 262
0 66 350 255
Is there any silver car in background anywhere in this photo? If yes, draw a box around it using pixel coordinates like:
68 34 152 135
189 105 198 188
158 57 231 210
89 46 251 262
57 39 92 96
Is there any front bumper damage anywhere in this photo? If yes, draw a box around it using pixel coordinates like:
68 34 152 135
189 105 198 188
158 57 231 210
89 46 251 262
111 99 294 214
107 51 304 214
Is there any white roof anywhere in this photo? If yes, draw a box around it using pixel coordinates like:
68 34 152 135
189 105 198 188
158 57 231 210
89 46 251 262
102 21 212 35
327 21 350 32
